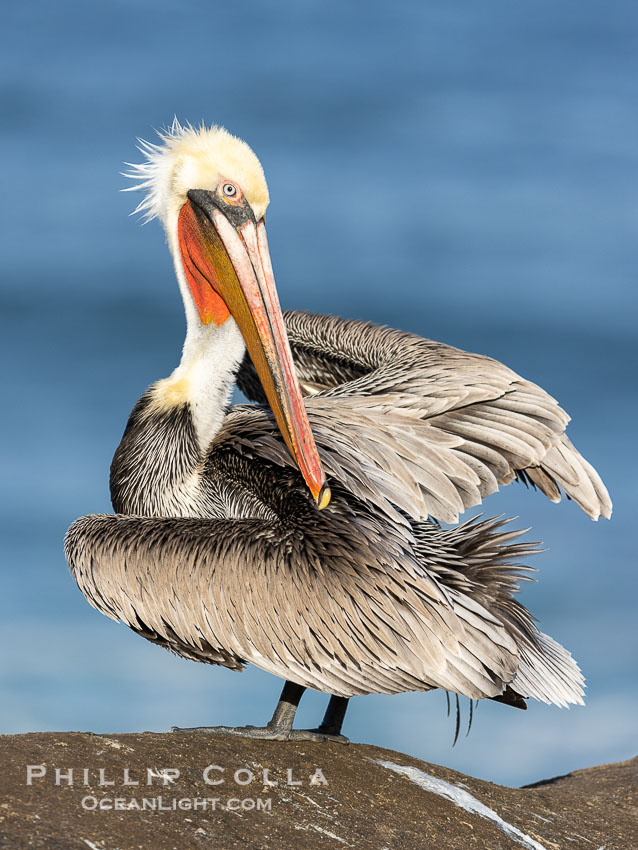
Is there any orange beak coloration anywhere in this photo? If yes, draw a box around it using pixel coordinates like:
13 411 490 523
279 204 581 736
178 191 330 509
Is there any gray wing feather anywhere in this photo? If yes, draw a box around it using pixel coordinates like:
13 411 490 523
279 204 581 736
66 507 584 706
237 311 611 523
514 632 585 708
66 507 522 700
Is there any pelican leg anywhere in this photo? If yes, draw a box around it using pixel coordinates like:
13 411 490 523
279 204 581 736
170 681 349 743
315 695 350 737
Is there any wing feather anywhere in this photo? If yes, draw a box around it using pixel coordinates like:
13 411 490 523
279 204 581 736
235 311 611 523
66 507 523 700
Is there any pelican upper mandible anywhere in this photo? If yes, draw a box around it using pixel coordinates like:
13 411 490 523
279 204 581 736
65 120 611 743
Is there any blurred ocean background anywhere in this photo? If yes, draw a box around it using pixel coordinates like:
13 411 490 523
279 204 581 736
1 1 636 787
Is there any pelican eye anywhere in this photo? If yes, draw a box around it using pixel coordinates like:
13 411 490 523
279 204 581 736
222 183 237 198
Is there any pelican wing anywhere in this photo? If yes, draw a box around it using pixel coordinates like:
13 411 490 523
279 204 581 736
66 492 526 701
236 311 611 524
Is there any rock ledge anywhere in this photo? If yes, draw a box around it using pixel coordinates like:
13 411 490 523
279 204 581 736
0 732 635 849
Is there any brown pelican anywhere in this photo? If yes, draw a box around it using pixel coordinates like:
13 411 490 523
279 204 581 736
65 121 611 744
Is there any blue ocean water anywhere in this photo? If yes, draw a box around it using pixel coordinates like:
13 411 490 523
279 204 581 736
1 0 636 786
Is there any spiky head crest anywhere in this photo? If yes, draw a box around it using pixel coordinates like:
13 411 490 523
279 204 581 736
123 119 270 228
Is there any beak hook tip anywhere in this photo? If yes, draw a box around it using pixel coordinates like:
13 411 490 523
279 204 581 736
316 483 331 510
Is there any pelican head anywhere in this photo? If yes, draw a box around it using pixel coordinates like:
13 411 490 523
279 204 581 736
125 120 330 509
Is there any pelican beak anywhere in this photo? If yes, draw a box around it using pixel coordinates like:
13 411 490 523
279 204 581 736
178 189 330 509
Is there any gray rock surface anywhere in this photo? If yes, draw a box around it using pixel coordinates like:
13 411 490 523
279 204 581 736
0 732 635 849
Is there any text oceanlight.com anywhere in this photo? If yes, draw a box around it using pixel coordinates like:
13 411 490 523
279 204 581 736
81 796 273 812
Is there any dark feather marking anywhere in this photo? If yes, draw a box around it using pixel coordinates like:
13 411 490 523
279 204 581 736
453 693 461 746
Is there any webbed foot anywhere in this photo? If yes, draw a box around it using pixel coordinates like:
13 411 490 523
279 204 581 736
169 723 349 744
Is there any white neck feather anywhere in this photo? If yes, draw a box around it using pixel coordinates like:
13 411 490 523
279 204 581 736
149 225 246 453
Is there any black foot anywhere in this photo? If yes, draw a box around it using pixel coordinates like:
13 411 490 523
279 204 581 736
169 724 349 744
288 728 350 744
